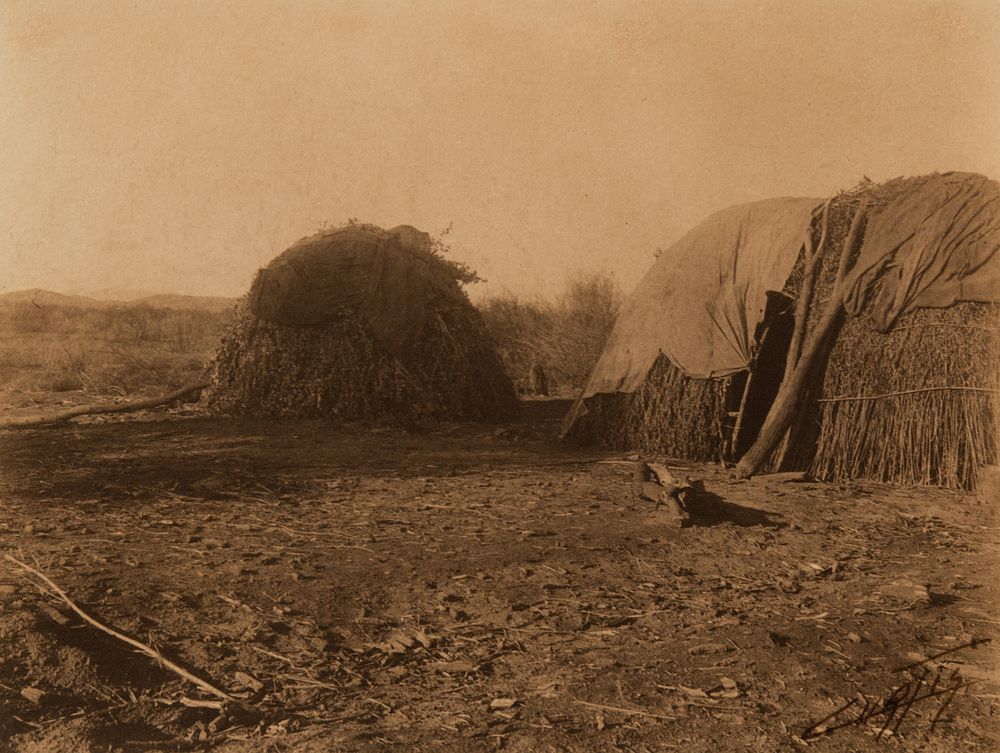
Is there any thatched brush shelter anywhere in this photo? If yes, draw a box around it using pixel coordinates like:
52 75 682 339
563 197 819 462
564 172 1000 489
773 173 1000 488
205 223 517 423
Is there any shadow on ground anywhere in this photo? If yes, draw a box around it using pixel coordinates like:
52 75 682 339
685 491 787 528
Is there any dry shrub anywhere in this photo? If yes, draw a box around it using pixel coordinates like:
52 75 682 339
0 302 229 399
0 302 230 346
34 344 191 395
480 272 622 395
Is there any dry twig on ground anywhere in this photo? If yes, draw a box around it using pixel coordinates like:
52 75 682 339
2 552 235 703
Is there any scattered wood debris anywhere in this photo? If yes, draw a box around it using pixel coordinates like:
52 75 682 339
632 460 704 527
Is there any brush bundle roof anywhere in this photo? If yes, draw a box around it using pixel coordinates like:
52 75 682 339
204 223 517 423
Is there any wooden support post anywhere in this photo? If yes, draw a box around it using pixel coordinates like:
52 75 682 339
729 367 755 461
735 202 869 479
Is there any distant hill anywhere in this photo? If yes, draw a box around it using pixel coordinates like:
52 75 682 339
132 294 237 313
83 287 159 302
0 288 114 309
0 289 237 313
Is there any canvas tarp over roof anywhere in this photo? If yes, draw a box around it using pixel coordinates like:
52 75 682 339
249 225 466 357
843 172 1000 331
580 197 821 398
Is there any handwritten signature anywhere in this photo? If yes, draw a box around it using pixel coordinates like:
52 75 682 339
801 637 989 741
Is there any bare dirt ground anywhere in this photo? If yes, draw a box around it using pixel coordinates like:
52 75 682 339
1 400 998 752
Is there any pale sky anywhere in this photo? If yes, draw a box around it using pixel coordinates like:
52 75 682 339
2 0 999 300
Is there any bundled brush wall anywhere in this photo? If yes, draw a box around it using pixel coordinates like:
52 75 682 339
810 303 998 489
562 355 730 461
204 298 518 423
775 177 998 489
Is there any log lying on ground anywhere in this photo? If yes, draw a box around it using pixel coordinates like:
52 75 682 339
753 471 811 483
0 382 208 429
633 460 704 526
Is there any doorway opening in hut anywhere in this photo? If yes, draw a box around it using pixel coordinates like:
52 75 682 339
725 291 796 461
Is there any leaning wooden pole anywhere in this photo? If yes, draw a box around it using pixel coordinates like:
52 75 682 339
771 197 832 469
735 202 869 479
783 198 832 382
0 381 208 429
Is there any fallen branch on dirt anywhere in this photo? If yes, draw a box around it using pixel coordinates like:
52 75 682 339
753 471 811 483
800 669 976 741
572 697 677 721
0 381 209 429
3 553 235 703
180 696 226 710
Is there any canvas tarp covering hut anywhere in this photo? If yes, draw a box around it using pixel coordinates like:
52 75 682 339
843 172 1000 329
565 172 1000 487
579 197 821 399
577 172 1000 403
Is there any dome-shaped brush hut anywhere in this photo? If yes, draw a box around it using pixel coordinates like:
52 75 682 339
204 223 517 423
